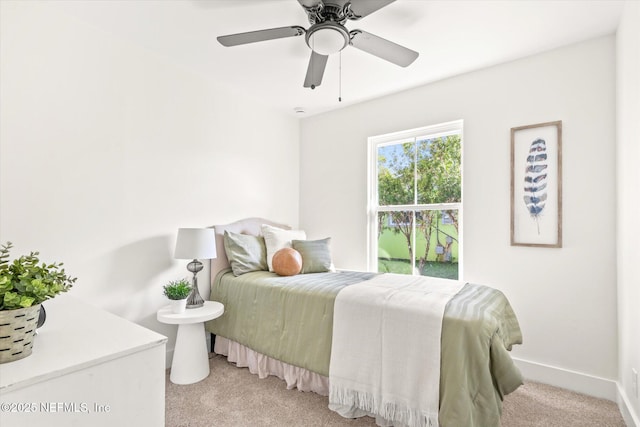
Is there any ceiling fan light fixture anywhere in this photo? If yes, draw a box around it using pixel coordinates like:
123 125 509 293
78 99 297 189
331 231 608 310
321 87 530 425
305 22 349 55
218 1 418 91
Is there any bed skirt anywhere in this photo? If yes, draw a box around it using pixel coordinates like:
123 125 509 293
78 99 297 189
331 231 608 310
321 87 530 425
214 337 406 426
213 336 330 395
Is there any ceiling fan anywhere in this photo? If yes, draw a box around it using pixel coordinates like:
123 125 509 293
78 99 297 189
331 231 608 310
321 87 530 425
217 0 419 90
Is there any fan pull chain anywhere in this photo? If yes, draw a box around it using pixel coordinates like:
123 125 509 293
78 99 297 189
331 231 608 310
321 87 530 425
311 38 316 90
338 51 342 102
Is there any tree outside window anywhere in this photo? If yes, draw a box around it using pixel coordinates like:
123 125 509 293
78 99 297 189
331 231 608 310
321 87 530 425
370 121 462 279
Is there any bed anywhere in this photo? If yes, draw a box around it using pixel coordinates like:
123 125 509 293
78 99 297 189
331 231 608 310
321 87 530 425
205 218 523 427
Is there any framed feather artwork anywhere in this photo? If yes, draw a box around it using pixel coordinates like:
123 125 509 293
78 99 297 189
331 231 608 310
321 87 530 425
510 121 562 247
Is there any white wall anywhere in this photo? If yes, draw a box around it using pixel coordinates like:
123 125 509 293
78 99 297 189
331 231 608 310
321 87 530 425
1 1 630 411
616 1 640 424
0 2 299 355
300 36 618 398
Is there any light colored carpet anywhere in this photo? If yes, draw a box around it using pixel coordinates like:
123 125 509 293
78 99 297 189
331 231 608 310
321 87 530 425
165 354 626 427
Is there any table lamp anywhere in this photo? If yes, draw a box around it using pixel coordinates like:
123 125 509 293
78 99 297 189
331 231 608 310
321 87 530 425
174 228 217 309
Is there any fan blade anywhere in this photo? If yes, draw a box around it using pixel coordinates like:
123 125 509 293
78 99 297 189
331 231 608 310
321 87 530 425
218 26 305 47
348 0 395 19
303 51 328 88
350 30 418 67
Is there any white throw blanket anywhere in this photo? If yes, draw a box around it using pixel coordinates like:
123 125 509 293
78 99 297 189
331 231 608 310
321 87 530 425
329 273 465 427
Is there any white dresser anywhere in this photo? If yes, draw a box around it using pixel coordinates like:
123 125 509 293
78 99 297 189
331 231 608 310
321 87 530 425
0 295 167 427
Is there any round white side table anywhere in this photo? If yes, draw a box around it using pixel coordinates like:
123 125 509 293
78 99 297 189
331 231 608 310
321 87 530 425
157 301 224 385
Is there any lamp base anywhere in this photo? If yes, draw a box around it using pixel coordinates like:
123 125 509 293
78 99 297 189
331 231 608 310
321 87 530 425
186 294 204 309
186 259 205 309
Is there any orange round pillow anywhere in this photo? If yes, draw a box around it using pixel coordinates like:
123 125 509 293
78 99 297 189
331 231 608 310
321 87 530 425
272 248 302 276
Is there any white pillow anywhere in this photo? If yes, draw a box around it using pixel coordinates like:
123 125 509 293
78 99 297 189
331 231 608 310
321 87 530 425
262 224 306 272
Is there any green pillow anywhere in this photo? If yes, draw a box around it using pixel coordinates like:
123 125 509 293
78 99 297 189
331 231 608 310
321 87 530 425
292 238 332 274
224 231 268 276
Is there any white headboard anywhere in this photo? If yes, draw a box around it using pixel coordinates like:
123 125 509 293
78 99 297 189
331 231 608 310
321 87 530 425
209 217 290 288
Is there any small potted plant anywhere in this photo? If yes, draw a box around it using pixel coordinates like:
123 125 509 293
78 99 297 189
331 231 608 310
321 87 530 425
0 242 76 363
163 279 192 314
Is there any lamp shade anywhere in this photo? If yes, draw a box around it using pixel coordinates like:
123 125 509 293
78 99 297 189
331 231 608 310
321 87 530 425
174 228 217 260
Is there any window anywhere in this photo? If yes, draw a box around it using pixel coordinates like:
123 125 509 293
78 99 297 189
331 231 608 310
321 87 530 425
368 121 463 279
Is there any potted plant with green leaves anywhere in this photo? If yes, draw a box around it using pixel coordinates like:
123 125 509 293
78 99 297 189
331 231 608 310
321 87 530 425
0 242 76 363
163 279 192 314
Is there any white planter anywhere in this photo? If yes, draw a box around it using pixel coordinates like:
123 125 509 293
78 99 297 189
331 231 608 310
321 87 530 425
169 299 187 314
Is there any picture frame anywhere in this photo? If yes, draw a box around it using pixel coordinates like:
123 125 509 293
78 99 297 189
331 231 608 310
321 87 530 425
510 120 562 247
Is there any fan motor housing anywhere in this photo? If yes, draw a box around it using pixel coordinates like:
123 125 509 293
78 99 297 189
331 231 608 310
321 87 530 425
305 2 349 25
305 21 350 55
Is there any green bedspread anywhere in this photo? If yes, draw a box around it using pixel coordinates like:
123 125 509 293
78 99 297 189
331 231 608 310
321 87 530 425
440 280 523 426
206 269 523 427
206 269 374 376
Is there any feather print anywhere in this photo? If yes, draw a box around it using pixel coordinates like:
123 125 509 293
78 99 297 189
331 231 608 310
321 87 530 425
523 138 548 234
525 174 547 183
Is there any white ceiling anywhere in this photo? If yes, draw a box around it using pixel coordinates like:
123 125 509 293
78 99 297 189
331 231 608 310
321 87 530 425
55 0 625 117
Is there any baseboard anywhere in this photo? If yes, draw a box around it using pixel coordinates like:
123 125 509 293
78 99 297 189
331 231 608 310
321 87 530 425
618 383 640 427
513 357 618 401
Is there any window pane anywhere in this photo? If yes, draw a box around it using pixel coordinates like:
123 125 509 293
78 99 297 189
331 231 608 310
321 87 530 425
370 121 463 278
377 211 417 275
416 135 461 204
378 142 415 206
415 210 459 280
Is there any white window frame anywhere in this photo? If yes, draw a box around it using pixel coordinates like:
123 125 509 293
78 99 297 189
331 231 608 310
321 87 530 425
367 120 464 278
